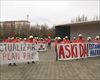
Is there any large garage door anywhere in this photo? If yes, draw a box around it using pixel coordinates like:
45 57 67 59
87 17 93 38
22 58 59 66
55 25 70 39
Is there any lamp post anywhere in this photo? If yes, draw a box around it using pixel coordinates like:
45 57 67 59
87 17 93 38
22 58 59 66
27 14 29 21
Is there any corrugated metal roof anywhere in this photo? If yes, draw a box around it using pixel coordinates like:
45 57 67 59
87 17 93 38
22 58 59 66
55 20 100 27
0 20 30 23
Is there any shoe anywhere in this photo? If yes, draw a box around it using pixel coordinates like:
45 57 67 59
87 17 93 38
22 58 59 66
13 63 17 66
8 63 12 66
27 62 30 64
32 61 35 64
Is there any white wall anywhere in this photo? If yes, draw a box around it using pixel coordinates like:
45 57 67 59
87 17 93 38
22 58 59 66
70 23 100 40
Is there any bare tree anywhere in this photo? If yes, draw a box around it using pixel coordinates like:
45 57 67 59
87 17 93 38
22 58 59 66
29 24 55 38
71 15 99 23
71 15 88 23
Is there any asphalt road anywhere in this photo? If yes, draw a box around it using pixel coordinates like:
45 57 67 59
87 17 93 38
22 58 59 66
0 43 100 80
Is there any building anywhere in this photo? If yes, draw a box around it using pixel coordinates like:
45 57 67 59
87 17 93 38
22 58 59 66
55 20 100 40
0 20 30 37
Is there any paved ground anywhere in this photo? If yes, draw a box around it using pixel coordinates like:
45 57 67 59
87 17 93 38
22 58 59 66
0 44 100 80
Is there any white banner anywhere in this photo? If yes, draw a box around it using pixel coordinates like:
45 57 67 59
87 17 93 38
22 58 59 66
57 43 88 60
37 43 47 51
0 43 39 64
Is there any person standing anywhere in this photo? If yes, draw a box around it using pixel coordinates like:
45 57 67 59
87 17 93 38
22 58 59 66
27 35 36 64
47 36 51 49
86 37 92 43
64 36 70 43
72 37 77 43
77 34 85 43
7 37 17 66
55 37 62 61
62 38 66 44
94 36 100 43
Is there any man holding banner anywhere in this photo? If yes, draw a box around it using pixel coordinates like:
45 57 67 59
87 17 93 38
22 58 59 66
55 37 62 61
27 35 37 64
47 36 51 49
2 37 17 66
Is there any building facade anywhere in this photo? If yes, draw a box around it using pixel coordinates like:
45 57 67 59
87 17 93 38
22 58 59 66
55 20 100 40
0 20 30 37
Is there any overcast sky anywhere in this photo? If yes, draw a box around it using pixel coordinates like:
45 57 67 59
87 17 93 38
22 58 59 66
0 0 100 27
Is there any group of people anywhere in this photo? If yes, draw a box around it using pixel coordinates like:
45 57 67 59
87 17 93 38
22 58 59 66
0 35 51 66
1 34 100 49
54 34 100 61
1 36 48 43
1 35 52 49
54 34 100 47
0 34 100 65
